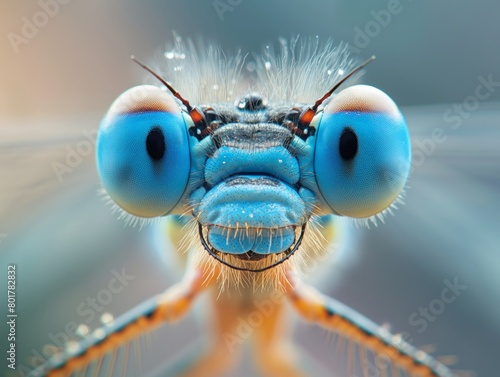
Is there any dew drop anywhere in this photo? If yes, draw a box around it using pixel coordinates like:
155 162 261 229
51 353 64 365
246 62 256 72
76 323 90 337
264 61 271 70
338 69 345 75
165 51 175 59
101 312 114 326
92 328 106 340
327 69 333 75
414 351 427 362
65 340 81 355
213 84 219 90
392 333 402 343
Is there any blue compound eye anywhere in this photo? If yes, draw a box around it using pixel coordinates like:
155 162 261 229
314 85 411 218
97 85 191 217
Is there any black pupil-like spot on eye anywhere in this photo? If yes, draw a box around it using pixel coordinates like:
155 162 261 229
146 127 165 161
339 127 358 161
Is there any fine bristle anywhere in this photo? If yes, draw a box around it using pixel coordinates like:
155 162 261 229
151 34 360 107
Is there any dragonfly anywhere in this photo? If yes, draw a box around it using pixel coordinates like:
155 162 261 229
24 37 463 377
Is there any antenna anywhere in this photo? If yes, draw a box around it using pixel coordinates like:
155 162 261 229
131 55 193 111
296 55 376 138
312 55 376 112
131 55 207 137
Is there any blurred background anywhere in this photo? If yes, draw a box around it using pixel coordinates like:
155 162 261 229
1 1 499 376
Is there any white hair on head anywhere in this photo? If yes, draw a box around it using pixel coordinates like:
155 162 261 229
150 34 247 106
151 34 361 107
255 37 357 104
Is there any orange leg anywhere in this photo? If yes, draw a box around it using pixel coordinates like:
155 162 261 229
284 272 456 377
40 268 214 377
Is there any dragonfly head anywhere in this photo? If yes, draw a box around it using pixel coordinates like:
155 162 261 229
96 56 411 273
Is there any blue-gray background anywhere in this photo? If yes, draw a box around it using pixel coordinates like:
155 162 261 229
1 1 499 377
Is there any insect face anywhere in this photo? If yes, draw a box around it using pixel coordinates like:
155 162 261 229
193 99 314 266
96 59 411 272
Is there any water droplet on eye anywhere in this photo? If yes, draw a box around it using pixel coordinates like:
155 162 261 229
264 61 271 70
101 312 114 326
76 323 90 337
246 62 256 72
338 69 345 75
